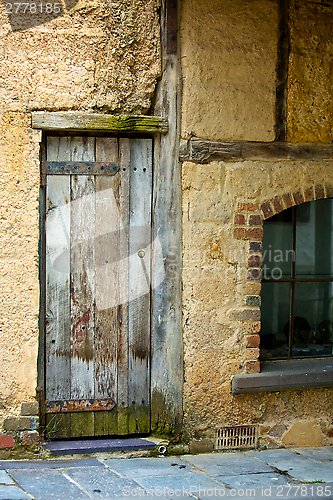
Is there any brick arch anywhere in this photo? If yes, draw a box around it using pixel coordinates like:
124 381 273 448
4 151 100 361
232 184 333 373
260 182 333 220
233 183 333 271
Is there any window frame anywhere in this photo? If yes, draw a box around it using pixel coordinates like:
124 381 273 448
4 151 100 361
261 201 333 361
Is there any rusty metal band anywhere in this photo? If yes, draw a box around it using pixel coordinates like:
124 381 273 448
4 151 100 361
43 161 119 175
44 398 116 413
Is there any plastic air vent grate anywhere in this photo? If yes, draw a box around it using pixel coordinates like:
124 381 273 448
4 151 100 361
215 425 258 450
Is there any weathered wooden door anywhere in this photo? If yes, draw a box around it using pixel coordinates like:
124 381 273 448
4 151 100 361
43 136 155 438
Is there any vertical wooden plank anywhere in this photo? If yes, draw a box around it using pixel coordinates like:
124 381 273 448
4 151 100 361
45 138 71 401
128 138 152 434
70 136 95 438
151 8 183 434
94 137 119 436
45 136 71 439
117 138 131 435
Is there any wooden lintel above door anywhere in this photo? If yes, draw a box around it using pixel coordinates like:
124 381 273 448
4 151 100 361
31 112 168 134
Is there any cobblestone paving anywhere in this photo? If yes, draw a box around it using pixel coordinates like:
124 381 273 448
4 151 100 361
0 447 332 499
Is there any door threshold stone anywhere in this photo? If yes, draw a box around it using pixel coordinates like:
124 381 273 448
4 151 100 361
42 437 157 455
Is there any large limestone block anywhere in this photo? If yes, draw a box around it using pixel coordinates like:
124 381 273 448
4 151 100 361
225 163 272 199
0 113 40 414
181 0 278 141
282 420 323 447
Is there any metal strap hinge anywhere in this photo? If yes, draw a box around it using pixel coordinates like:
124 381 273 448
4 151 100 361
44 398 116 414
42 161 120 176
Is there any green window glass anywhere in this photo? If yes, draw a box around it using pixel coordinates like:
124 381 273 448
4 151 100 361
260 199 333 360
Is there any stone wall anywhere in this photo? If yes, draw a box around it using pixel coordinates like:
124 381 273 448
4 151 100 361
1 0 333 453
180 0 333 449
181 0 333 145
182 158 333 447
287 0 333 142
0 0 161 113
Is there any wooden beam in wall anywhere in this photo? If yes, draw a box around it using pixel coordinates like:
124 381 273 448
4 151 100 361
166 0 178 54
31 112 168 134
180 138 333 164
150 0 183 436
275 0 290 141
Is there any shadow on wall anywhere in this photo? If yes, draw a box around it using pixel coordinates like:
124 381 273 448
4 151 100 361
5 0 80 31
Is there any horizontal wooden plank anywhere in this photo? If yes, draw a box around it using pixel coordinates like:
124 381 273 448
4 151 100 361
32 112 168 134
180 138 333 163
43 161 119 175
45 398 116 413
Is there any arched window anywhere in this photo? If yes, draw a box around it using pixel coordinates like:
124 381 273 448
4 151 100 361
260 198 333 360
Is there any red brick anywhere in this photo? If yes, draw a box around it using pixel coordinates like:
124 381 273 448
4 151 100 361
249 215 263 226
249 241 262 254
237 202 258 212
245 228 263 240
245 361 260 374
234 214 246 225
228 309 261 321
247 268 262 280
271 196 284 214
246 334 260 347
245 295 261 306
245 322 261 334
248 255 262 268
315 184 325 200
234 228 245 239
282 193 295 209
304 186 314 202
245 348 260 359
0 435 15 449
245 321 261 335
325 183 333 199
293 190 304 205
260 202 274 219
21 431 39 446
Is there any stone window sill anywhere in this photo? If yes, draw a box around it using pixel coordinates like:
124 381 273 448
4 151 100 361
231 357 333 394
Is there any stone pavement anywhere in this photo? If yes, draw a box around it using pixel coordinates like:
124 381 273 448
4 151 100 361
0 447 332 500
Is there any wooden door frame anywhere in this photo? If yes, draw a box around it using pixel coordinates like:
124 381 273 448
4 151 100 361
35 0 182 438
150 0 182 436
